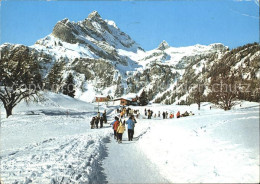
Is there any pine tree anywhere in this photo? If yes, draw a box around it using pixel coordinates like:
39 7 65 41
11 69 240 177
62 73 75 98
46 61 64 92
139 90 149 106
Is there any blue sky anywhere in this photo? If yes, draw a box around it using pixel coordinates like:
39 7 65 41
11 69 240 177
0 0 259 50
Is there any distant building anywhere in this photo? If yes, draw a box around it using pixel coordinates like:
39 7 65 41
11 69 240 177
113 98 131 106
113 93 139 106
95 96 109 102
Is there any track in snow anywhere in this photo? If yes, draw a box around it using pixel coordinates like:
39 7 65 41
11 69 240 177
103 130 169 183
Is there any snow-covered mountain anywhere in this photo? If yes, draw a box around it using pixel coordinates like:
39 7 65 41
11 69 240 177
154 42 260 104
1 11 259 103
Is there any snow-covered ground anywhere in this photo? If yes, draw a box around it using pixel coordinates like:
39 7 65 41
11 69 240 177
133 102 259 183
0 93 259 183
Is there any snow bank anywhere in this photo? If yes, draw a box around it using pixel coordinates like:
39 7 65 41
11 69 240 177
1 134 110 184
0 92 112 183
134 102 259 183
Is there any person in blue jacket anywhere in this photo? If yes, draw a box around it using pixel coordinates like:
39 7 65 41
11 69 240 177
126 115 136 141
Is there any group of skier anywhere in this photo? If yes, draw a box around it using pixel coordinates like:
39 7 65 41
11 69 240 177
117 107 140 119
111 115 137 143
145 109 194 119
90 106 194 143
90 110 107 129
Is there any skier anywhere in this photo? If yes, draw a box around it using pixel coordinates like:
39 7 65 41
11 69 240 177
182 111 189 117
132 116 137 136
100 116 104 128
95 116 100 128
176 111 180 118
102 111 107 124
117 120 126 143
137 111 140 119
120 111 124 119
189 111 194 116
111 117 119 139
90 117 95 129
148 109 151 119
113 117 120 140
126 115 135 141
130 108 134 116
162 112 166 119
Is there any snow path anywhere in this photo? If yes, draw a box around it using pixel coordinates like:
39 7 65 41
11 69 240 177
103 132 169 183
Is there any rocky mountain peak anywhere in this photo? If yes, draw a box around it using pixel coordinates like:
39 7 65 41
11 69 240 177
88 11 101 20
60 18 70 24
51 18 78 44
47 10 142 52
158 40 170 50
209 43 228 52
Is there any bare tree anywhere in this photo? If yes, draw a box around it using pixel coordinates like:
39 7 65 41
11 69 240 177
208 73 239 110
191 83 205 110
0 45 42 117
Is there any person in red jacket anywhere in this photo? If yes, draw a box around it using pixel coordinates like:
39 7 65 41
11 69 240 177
176 111 180 118
113 117 120 140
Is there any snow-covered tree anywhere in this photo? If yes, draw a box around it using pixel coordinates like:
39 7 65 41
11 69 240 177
0 46 42 117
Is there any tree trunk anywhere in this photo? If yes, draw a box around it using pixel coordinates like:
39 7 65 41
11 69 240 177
5 105 13 118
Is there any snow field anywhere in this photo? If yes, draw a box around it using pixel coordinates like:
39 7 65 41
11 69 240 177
1 133 110 184
0 92 112 184
133 103 259 183
0 93 259 183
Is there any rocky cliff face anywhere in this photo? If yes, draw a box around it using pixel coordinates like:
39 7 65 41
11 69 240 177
1 11 259 103
51 11 141 52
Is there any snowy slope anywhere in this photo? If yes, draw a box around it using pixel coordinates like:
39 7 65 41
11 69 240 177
0 92 113 183
1 94 259 183
132 102 259 183
138 42 227 67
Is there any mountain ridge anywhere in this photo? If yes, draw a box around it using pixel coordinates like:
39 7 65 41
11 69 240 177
1 11 259 104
